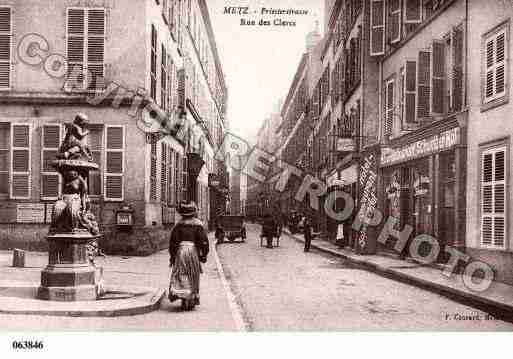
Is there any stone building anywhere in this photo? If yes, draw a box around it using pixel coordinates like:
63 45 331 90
0 0 227 254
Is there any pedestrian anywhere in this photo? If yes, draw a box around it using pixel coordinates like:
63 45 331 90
303 217 313 252
261 211 277 248
168 201 209 311
214 219 225 244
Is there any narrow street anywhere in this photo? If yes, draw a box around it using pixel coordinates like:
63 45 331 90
217 223 513 331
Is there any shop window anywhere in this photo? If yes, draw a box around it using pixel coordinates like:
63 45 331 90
481 146 507 249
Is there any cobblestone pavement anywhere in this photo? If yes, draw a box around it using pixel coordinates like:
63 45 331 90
216 223 513 331
0 241 237 331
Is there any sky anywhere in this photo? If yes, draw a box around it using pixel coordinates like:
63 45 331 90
206 0 324 143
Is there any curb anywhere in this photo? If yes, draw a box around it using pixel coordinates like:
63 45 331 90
0 283 165 317
287 231 513 322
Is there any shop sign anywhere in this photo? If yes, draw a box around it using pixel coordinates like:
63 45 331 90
327 164 358 188
381 127 460 166
357 153 378 252
336 137 355 152
16 203 45 223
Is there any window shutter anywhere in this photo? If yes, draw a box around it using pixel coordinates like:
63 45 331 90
150 24 157 101
370 0 385 56
404 0 422 23
417 50 431 120
404 60 417 123
161 142 167 203
452 26 464 110
481 147 506 248
41 124 61 200
177 68 186 110
484 28 506 104
87 9 106 92
161 44 167 110
104 125 124 201
388 0 401 44
385 80 394 135
10 124 31 199
150 138 157 201
66 8 86 91
0 123 9 195
175 152 181 204
0 7 11 89
88 125 102 196
431 40 445 115
167 146 174 206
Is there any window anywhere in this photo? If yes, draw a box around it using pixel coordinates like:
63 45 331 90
182 154 188 201
483 23 508 104
175 152 181 204
0 123 9 195
388 0 401 44
66 8 106 92
481 146 507 249
150 24 157 101
404 0 422 24
11 124 31 199
104 125 124 201
384 78 394 135
167 146 175 206
370 0 385 56
431 40 445 115
404 60 417 124
161 44 167 111
0 7 11 89
41 124 61 200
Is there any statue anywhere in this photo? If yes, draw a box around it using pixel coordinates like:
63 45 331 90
57 113 93 161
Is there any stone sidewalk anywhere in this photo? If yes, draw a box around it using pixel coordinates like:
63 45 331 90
285 230 513 322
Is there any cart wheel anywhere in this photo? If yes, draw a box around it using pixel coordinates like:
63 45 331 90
228 236 236 242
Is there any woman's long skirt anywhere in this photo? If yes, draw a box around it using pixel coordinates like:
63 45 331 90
168 242 201 303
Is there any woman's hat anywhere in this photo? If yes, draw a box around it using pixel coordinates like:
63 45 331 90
178 201 197 217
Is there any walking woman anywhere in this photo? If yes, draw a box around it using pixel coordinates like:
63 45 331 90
168 201 209 311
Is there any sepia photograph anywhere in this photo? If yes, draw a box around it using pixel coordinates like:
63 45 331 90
0 0 513 355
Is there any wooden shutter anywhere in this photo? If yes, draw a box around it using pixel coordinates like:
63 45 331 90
452 25 464 110
150 24 157 101
66 8 105 92
88 125 102 196
417 50 431 120
66 8 85 91
177 68 186 110
167 146 174 206
87 9 105 92
388 0 401 44
481 147 506 248
370 0 385 56
431 40 445 115
161 44 167 110
404 0 422 23
161 142 167 203
404 60 417 123
41 124 61 200
484 28 506 104
0 123 9 195
104 125 124 201
385 79 394 135
0 7 11 89
175 152 181 204
150 138 157 201
10 124 31 199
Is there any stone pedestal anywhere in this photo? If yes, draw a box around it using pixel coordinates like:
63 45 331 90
37 232 100 301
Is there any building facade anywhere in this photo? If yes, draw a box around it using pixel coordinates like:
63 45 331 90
0 0 227 254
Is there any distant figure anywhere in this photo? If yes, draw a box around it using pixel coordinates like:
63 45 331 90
215 221 225 244
261 212 278 248
168 202 209 311
303 217 313 252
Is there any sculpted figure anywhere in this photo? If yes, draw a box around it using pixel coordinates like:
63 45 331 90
58 113 93 161
50 170 88 233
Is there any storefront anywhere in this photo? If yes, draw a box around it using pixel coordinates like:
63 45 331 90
379 119 466 261
325 163 358 247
